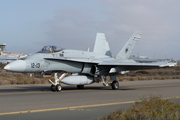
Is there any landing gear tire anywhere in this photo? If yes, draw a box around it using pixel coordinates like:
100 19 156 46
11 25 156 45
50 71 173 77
111 80 119 90
77 85 84 89
51 85 56 91
56 84 62 92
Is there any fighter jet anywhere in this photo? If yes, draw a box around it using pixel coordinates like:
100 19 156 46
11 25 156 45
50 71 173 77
4 31 175 92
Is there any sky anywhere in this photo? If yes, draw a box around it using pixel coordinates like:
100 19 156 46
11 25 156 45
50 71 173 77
0 0 180 59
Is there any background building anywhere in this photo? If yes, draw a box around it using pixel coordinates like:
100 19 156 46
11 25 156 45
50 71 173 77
0 43 6 56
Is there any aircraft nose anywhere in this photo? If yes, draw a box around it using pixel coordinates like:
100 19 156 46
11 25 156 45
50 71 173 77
4 60 26 72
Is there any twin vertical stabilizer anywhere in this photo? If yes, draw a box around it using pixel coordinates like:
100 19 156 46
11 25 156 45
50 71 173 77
93 33 112 57
115 31 142 61
93 31 142 60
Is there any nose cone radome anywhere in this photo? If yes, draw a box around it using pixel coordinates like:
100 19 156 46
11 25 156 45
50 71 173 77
4 60 26 72
4 65 10 70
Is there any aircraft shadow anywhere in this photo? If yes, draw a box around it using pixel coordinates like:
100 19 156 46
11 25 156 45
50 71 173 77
0 85 136 93
62 86 137 91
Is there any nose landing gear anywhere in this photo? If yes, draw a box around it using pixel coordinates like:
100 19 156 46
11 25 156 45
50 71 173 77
49 73 68 92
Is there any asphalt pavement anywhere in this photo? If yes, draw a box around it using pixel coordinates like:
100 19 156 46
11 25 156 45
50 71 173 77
0 79 180 120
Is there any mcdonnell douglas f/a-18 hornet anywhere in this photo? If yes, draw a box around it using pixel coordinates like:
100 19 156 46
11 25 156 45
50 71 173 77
4 31 176 92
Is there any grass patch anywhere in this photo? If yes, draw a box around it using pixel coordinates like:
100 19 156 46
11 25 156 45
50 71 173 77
16 77 49 84
1 63 180 85
97 96 180 120
136 70 149 74
0 76 50 85
175 68 180 71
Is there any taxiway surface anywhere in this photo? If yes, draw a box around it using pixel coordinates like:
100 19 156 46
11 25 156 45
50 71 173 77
0 79 180 120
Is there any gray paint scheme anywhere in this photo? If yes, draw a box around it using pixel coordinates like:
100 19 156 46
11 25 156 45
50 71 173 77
4 31 176 90
93 33 112 57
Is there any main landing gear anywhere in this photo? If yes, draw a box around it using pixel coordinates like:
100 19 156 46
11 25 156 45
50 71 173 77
49 73 68 92
111 80 119 90
100 76 119 90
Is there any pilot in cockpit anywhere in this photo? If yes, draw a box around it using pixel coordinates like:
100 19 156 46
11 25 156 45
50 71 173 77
51 46 58 53
39 45 63 53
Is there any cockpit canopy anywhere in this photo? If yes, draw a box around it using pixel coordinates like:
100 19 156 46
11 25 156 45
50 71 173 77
38 45 64 53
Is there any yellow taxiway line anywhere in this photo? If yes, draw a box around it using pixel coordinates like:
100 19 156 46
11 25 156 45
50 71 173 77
0 100 140 116
0 96 180 116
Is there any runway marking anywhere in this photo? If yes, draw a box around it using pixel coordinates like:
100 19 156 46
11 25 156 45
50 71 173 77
0 83 180 96
0 96 180 116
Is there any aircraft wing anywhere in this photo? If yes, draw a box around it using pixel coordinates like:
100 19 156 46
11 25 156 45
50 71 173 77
44 57 175 71
44 57 101 64
98 61 173 71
